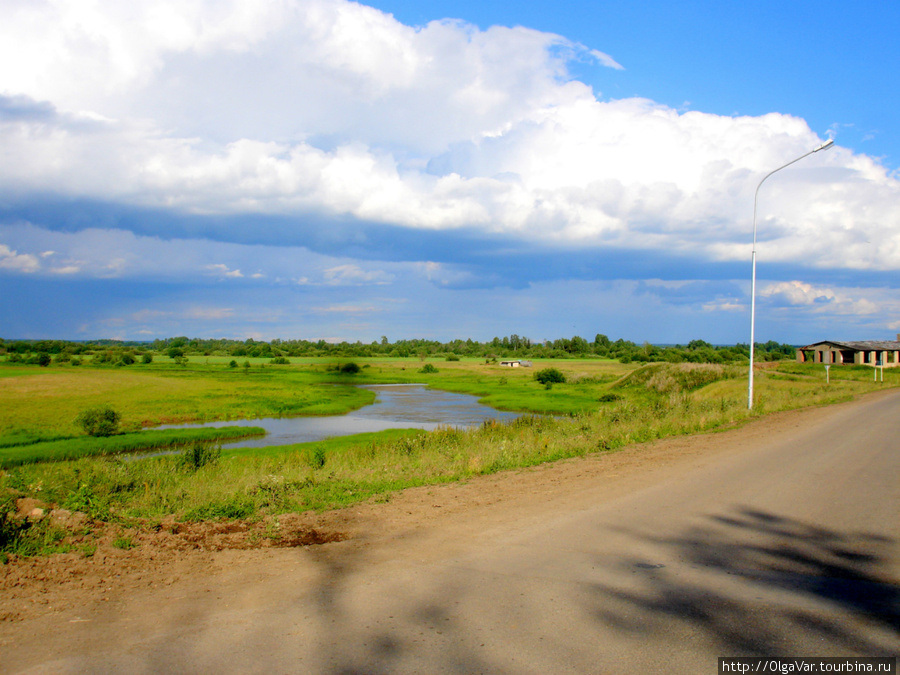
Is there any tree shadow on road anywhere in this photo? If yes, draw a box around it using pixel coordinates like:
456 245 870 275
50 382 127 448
587 506 899 656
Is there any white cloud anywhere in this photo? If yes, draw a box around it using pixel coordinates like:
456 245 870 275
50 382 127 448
702 300 744 313
0 244 40 273
205 263 244 278
322 264 392 286
762 280 884 317
589 49 624 70
0 0 898 280
761 280 836 306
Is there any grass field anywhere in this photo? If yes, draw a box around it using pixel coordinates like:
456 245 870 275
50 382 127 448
1 355 897 558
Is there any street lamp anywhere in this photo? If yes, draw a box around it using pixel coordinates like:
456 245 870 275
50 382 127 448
748 138 834 410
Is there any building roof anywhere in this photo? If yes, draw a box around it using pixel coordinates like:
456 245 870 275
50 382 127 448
800 340 900 351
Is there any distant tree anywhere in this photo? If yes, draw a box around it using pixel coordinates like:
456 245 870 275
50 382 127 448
141 353 153 364
534 368 566 385
76 405 120 437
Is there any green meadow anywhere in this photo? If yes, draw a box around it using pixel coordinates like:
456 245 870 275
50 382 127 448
1 354 897 558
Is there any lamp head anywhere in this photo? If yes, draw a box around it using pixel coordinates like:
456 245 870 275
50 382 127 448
814 139 835 152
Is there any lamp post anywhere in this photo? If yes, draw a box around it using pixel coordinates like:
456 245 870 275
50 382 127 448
748 138 834 410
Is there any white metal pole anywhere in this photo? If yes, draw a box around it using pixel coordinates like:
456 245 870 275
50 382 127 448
748 139 834 410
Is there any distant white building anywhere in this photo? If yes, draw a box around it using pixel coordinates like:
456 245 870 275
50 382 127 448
499 360 532 368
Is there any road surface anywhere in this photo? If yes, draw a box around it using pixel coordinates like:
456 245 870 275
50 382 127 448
3 390 899 673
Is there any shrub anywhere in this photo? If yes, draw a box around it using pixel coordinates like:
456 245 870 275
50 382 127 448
270 356 290 365
306 444 327 469
75 405 121 437
340 362 361 374
141 353 153 364
419 363 438 374
179 442 221 471
534 368 566 385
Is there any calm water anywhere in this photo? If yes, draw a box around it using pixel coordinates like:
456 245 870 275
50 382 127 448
158 384 519 450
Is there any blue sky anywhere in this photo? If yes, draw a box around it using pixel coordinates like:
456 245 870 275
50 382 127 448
1 0 898 345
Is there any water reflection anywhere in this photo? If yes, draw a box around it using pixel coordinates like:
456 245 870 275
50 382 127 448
158 384 519 450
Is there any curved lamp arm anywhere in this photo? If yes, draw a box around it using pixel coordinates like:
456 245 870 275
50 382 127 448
748 138 834 410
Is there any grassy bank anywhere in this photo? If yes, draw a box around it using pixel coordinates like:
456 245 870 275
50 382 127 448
0 360 377 441
1 358 897 558
0 426 266 469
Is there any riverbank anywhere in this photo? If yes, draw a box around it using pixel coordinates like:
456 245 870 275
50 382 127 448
1 358 896 561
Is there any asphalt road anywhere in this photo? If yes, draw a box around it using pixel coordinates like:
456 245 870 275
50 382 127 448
8 390 900 674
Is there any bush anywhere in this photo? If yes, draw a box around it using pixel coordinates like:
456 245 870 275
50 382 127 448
141 353 153 364
306 444 327 469
340 362 361 374
534 368 566 385
419 363 438 374
270 356 290 365
75 405 121 437
179 441 221 471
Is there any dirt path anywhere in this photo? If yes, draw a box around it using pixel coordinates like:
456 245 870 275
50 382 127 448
2 390 898 673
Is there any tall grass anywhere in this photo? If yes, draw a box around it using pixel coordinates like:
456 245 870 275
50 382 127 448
0 389 750 525
0 427 265 468
1 360 896 558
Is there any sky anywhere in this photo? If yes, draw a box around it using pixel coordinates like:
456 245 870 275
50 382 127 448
1 0 898 346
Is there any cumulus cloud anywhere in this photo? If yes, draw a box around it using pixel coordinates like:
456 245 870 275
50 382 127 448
205 263 244 278
0 244 40 273
761 280 836 306
2 0 896 279
1 0 899 343
762 280 884 317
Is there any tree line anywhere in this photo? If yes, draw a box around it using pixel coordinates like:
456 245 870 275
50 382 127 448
0 335 795 366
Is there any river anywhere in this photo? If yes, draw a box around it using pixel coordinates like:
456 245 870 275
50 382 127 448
158 384 520 450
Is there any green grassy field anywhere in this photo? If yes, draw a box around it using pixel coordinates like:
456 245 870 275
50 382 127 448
1 355 897 559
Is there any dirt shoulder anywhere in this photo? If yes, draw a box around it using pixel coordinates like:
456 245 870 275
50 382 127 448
0 392 888 634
